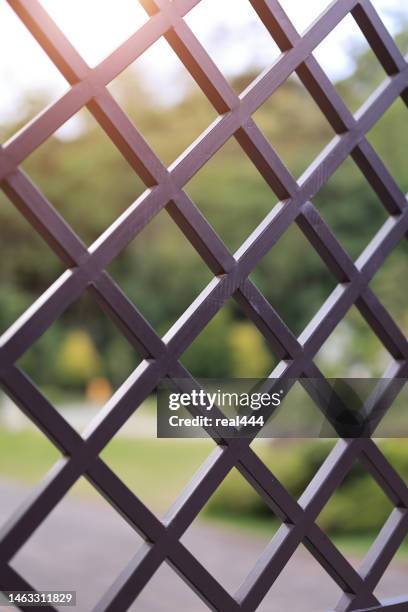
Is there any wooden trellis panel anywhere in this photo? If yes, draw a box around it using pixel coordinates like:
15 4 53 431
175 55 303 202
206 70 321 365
0 0 407 610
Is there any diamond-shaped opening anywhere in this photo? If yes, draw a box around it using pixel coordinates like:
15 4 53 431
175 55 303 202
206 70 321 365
249 223 338 337
0 2 68 138
184 0 281 94
280 1 407 73
130 561 209 612
374 533 408 601
366 97 408 195
0 190 65 334
257 542 344 611
314 13 388 114
20 108 146 244
251 439 336 499
369 239 408 335
314 305 392 377
313 156 389 260
180 466 279 594
316 459 395 569
0 397 60 525
10 476 143 611
107 36 218 167
107 207 213 336
38 0 148 67
101 416 216 518
252 380 345 440
185 135 279 252
180 299 278 379
252 72 336 178
16 290 141 435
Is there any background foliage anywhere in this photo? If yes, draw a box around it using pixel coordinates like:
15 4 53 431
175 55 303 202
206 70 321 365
0 33 407 396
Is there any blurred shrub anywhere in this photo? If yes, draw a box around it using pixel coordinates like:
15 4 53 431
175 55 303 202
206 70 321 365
205 441 408 536
56 329 102 387
229 322 273 377
204 468 265 518
181 308 232 378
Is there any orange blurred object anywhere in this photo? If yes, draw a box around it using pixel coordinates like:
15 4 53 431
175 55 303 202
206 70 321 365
86 377 112 405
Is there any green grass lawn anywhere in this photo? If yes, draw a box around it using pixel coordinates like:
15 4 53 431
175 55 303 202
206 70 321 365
0 427 214 512
0 427 407 560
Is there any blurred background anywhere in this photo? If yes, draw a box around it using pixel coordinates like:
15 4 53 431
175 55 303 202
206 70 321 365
0 1 407 609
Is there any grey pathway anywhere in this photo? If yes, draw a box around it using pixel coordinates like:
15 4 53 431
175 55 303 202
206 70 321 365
0 481 406 612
